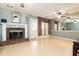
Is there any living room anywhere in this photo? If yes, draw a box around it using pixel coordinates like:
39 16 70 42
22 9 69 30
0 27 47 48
0 2 79 56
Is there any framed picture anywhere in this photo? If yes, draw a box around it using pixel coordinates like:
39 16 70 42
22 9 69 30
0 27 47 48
12 12 21 23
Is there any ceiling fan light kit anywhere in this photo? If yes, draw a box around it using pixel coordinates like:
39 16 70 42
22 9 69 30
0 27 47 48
20 3 24 8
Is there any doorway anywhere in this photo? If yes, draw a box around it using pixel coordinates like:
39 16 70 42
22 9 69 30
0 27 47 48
41 22 48 36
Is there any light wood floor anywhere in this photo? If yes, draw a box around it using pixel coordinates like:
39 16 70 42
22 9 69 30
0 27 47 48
0 37 73 56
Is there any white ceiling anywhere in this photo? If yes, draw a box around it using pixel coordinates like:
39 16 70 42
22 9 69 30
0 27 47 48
0 3 79 19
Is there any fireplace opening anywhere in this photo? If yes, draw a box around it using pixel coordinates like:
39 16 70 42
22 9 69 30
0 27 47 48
7 28 25 40
9 30 23 39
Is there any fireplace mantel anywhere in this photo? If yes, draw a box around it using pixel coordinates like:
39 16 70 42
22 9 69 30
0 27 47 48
0 23 29 46
6 23 26 28
1 23 28 41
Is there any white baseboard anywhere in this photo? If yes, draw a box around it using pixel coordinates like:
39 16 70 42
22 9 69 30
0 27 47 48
29 35 76 42
50 35 76 42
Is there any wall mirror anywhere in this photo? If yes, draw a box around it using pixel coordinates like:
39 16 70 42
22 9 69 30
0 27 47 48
12 12 21 23
54 15 79 31
60 18 79 31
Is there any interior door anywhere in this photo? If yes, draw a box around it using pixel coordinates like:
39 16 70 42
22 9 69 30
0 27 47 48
45 23 48 35
41 22 49 36
41 22 45 35
30 18 38 38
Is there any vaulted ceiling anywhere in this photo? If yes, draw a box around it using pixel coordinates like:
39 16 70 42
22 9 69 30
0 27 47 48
0 3 79 19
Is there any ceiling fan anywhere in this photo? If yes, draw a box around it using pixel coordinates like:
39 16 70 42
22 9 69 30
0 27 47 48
6 3 25 9
20 3 24 8
56 11 69 18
